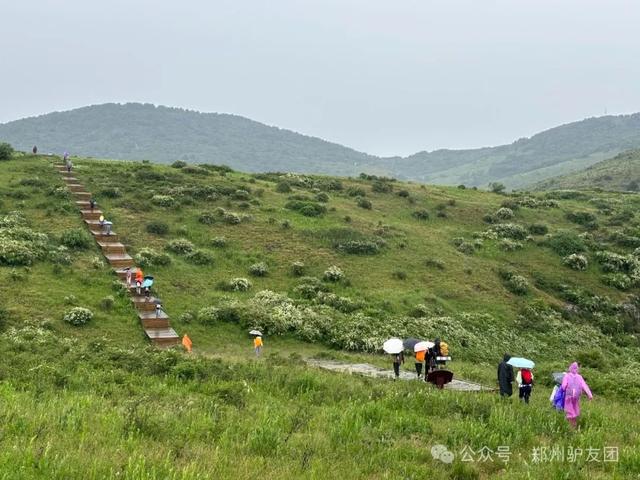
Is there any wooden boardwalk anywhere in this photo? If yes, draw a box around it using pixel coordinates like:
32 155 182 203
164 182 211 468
56 163 180 347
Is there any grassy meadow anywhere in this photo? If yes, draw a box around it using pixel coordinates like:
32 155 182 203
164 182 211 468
1 153 640 479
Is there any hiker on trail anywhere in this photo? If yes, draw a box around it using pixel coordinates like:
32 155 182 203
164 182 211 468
63 151 69 163
561 362 593 429
433 337 449 368
497 354 514 397
425 346 436 376
32 146 37 155
66 160 73 173
392 352 404 379
155 302 162 318
135 268 144 295
254 335 263 357
125 267 132 287
414 349 425 378
516 368 534 404
89 198 96 211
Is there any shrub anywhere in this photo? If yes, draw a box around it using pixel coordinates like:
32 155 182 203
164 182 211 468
563 254 588 271
64 295 77 305
60 228 92 250
50 246 72 265
136 248 172 267
179 312 194 323
396 190 410 198
0 142 14 161
489 223 528 240
425 258 445 270
392 270 407 280
291 261 305 276
528 223 548 235
198 212 217 225
495 207 514 220
0 240 37 266
223 212 242 224
63 307 93 326
151 195 176 207
99 187 121 198
99 296 115 311
171 160 187 168
182 165 209 175
227 278 252 292
499 239 523 251
211 237 227 248
603 273 633 290
412 209 429 220
198 306 219 325
457 184 466 189
337 240 379 255
489 182 506 194
346 186 366 197
275 181 291 193
166 238 195 254
323 265 344 282
233 189 250 200
186 250 214 265
356 198 372 210
315 192 330 203
285 201 327 217
566 210 597 226
294 277 326 298
91 256 104 269
545 231 586 256
499 270 529 295
249 262 269 277
146 221 169 235
456 242 475 254
371 181 393 193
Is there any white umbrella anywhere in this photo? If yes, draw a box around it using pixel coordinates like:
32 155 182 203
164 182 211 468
507 357 535 369
249 330 262 336
414 341 435 352
383 338 403 354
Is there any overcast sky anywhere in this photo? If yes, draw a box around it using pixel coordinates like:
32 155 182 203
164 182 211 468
2 0 640 156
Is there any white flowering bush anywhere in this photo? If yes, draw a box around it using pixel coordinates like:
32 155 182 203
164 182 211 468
223 212 242 225
249 262 269 277
198 306 219 325
323 265 344 282
166 238 194 255
136 248 172 267
229 278 252 291
563 253 588 271
489 223 528 240
151 195 176 207
291 261 305 276
499 239 523 251
186 250 214 265
495 207 514 220
63 307 93 326
0 213 50 266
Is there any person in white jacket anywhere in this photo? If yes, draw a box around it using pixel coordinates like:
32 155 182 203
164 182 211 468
516 368 534 404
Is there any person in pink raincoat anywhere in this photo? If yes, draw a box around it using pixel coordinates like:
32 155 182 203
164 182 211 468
561 362 593 428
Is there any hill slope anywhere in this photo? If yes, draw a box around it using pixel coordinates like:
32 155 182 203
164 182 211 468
3 104 640 188
0 103 379 176
2 154 640 477
535 149 640 192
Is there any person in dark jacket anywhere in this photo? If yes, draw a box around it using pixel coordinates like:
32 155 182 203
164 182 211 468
497 354 514 397
392 352 404 379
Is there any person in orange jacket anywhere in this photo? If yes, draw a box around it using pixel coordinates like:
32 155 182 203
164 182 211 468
135 268 144 295
253 335 263 357
415 349 426 378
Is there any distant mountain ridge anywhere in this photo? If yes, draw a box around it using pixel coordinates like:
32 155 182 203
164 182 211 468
534 149 640 192
2 102 640 188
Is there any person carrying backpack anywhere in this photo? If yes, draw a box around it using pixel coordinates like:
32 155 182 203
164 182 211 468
414 349 425 378
561 362 593 429
516 368 533 404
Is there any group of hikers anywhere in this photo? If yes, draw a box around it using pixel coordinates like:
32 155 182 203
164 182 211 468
498 354 593 428
390 338 451 383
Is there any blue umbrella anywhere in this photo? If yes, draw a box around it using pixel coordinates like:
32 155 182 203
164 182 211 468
507 357 535 369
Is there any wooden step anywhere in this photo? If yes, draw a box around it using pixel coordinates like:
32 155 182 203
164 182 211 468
98 241 126 254
74 192 91 200
138 309 169 321
80 210 103 220
141 318 170 329
63 177 78 183
89 230 118 242
144 327 180 346
105 253 134 268
76 200 91 208
132 296 161 311
68 184 86 192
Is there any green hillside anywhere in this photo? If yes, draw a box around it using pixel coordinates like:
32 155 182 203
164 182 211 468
1 152 640 478
2 104 640 188
535 150 640 192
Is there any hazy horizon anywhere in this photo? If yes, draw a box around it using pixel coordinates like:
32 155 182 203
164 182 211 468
2 0 640 156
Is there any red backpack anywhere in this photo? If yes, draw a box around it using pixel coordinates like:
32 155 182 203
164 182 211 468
521 369 533 385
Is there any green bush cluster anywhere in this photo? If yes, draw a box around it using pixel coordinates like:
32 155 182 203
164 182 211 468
146 221 169 235
63 307 93 326
135 248 172 267
166 238 195 254
249 262 269 277
285 200 327 217
60 228 92 250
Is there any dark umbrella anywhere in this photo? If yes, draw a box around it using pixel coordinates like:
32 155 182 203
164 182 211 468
403 338 422 350
427 370 454 389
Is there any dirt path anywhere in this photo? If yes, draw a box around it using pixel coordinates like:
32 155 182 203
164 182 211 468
306 359 494 392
